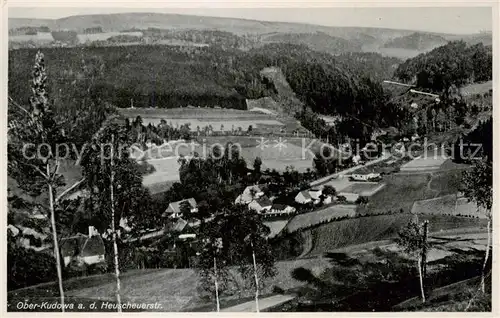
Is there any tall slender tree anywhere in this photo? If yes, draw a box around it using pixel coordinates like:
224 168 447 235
7 51 78 311
396 219 429 303
462 158 492 293
80 118 155 310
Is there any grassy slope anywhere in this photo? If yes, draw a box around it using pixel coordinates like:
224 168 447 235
356 167 464 216
9 258 332 312
393 276 491 312
307 214 487 257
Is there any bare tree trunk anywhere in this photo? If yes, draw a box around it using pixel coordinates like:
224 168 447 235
417 257 426 303
481 217 491 293
251 241 260 312
47 165 65 312
213 256 220 312
110 134 122 312
421 221 429 298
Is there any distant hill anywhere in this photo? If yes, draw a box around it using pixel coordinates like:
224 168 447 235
9 12 417 38
262 32 362 54
8 13 492 57
383 32 448 50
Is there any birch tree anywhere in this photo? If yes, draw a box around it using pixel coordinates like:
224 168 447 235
80 118 154 311
396 219 429 303
462 159 492 293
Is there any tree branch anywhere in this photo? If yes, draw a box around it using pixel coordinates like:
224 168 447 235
55 178 85 203
23 162 49 180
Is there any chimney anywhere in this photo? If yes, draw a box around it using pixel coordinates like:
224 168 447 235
88 225 95 237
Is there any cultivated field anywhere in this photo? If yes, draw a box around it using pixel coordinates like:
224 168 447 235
118 107 276 120
285 205 357 234
141 157 182 188
460 80 493 96
400 156 448 172
342 182 385 196
117 107 284 132
9 258 333 312
412 194 488 219
306 214 488 257
356 169 463 216
197 136 320 172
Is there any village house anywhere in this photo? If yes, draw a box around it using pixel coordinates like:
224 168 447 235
235 185 265 204
248 196 273 213
295 190 312 204
60 226 106 267
163 198 198 219
322 195 333 204
308 188 323 203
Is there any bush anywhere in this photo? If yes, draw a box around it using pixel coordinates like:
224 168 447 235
272 285 285 294
8 237 57 290
337 196 347 203
87 262 108 275
355 196 369 205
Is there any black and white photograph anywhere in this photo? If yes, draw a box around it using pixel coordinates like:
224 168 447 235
5 3 495 313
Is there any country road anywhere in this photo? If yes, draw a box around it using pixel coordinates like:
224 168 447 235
221 294 296 312
310 151 391 187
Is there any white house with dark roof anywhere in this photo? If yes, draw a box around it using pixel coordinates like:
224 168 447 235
235 185 265 204
163 198 198 219
308 188 323 202
60 226 105 267
295 190 313 204
248 196 273 213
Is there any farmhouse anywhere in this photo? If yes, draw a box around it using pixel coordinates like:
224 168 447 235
167 218 197 240
308 188 323 201
60 226 106 267
163 198 198 219
248 196 273 213
235 185 265 204
295 190 312 204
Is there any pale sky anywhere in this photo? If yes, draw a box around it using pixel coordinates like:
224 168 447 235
8 7 492 34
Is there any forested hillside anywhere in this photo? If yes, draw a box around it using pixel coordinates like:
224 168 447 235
262 32 362 55
9 44 400 115
383 32 448 50
394 41 492 91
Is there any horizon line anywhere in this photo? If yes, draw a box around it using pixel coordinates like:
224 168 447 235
8 11 492 35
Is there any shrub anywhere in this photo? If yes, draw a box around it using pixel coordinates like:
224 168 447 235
272 285 285 294
8 237 57 290
355 196 369 205
337 196 347 203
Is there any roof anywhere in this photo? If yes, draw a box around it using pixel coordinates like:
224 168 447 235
256 196 272 207
237 185 265 204
271 204 290 211
171 218 189 232
165 198 197 215
60 233 105 258
297 191 312 200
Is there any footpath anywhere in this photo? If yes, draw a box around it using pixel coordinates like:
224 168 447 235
221 294 296 312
